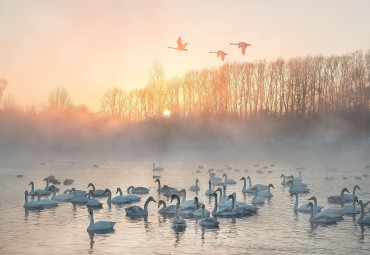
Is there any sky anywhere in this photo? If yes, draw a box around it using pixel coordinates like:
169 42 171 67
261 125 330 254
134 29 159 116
0 0 369 111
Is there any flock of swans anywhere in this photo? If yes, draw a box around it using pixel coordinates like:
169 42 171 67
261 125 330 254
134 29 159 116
23 163 370 234
168 36 251 61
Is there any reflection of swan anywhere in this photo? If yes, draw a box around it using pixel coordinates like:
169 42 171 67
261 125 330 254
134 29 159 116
158 200 177 215
171 194 187 229
87 209 115 231
343 196 360 214
87 183 106 197
223 173 237 184
189 179 200 191
127 186 149 195
29 181 50 196
287 180 310 193
153 163 163 171
125 196 156 216
24 191 43 208
306 203 339 224
309 196 343 219
229 42 251 55
291 192 323 213
257 184 274 198
251 187 265 204
209 50 228 61
205 180 215 196
327 188 351 204
357 200 370 224
199 205 219 228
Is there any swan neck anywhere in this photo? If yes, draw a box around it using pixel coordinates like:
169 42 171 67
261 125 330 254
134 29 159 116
231 196 235 209
309 205 313 222
294 194 298 209
248 177 252 188
89 213 94 228
312 198 317 217
91 184 96 192
213 195 218 214
359 203 364 221
242 179 246 191
182 190 186 203
45 179 49 189
118 188 123 196
30 182 34 192
25 192 28 203
195 199 199 209
202 207 205 218
107 191 111 203
144 198 151 212
157 180 161 191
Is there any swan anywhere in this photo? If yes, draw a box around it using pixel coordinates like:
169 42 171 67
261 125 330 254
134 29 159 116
357 200 370 224
43 178 59 192
287 176 307 187
199 204 219 227
211 192 238 217
291 192 323 213
209 172 223 185
309 196 343 219
49 186 72 202
179 189 199 209
257 184 274 198
23 191 43 208
29 181 50 196
171 195 187 229
280 174 290 186
153 163 163 171
327 187 351 204
192 197 210 218
113 187 141 204
189 179 200 191
221 192 257 213
343 196 360 214
34 191 59 206
87 209 115 232
229 42 251 55
287 180 310 193
223 173 237 184
87 183 106 197
71 188 90 204
127 186 149 195
158 200 177 215
292 171 303 182
205 180 215 196
306 203 339 224
247 176 268 192
155 179 180 197
125 196 156 216
209 50 228 61
168 36 188 51
251 187 265 204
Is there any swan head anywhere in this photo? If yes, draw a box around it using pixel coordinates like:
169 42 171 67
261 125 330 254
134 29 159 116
195 179 199 183
43 177 48 181
216 187 222 192
354 185 361 191
247 176 251 180
103 189 111 195
269 184 275 189
201 204 205 210
290 192 296 196
116 187 120 194
127 186 134 194
227 195 234 201
211 192 217 199
222 173 226 177
180 189 186 194
194 197 198 204
288 175 294 179
343 188 350 193
148 196 156 203
208 180 211 185
71 188 76 192
170 194 180 203
28 181 34 186
87 183 93 188
240 177 246 181
308 196 316 202
48 185 56 191
306 202 313 208
154 179 160 183
158 200 165 208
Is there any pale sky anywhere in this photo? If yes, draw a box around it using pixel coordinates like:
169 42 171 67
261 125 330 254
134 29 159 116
0 0 369 111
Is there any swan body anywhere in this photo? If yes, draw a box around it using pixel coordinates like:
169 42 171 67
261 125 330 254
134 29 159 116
223 173 237 184
155 179 180 197
222 192 258 213
189 179 200 191
306 203 340 224
71 188 89 204
29 181 50 196
357 200 370 224
87 183 106 197
209 50 228 61
125 196 156 216
251 188 265 204
35 191 59 207
199 205 219 227
171 194 187 229
127 186 149 195
112 187 141 204
288 176 307 187
243 176 267 193
192 197 210 218
205 181 215 196
309 196 343 219
257 184 274 198
209 173 223 185
343 196 360 214
23 191 43 208
179 189 199 209
153 163 163 171
291 192 323 213
49 186 72 202
280 174 290 186
158 200 177 215
87 209 115 232
287 180 309 193
168 36 188 51
229 42 251 55
43 178 60 192
327 187 354 204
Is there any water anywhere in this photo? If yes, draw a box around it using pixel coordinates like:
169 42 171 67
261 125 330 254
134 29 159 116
1 155 370 254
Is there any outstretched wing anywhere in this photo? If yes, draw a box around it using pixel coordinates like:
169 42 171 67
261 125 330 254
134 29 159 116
221 53 225 61
177 36 183 48
242 46 246 56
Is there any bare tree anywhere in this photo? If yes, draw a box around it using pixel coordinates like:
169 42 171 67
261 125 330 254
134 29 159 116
48 86 72 110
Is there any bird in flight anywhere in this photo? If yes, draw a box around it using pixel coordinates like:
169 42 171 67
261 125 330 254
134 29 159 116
230 42 251 55
168 36 188 51
209 50 228 61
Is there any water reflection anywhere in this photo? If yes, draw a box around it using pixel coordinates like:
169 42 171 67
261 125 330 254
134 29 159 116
24 208 43 222
88 229 115 251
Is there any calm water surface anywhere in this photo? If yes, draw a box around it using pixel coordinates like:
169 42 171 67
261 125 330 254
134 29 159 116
1 155 369 254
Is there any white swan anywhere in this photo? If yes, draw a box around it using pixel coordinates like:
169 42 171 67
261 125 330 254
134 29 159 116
113 187 141 204
205 180 215 196
257 184 274 198
158 200 177 215
87 183 106 197
223 173 237 184
179 189 199 209
306 202 339 224
71 188 90 204
287 180 310 193
287 176 307 187
127 186 149 195
309 196 343 219
48 185 72 202
192 197 210 218
125 196 156 216
43 178 59 192
211 192 239 217
155 179 180 197
29 181 50 196
23 191 43 208
199 204 219 227
87 209 115 232
221 192 258 213
34 191 59 207
171 194 187 229
189 179 200 191
251 187 265 204
209 172 223 185
343 196 360 214
209 50 228 61
153 163 163 171
229 42 251 55
327 187 351 204
280 174 290 186
357 200 370 224
291 192 323 213
247 176 267 192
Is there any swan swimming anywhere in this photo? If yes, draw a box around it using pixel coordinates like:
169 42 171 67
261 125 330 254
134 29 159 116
251 187 265 204
155 179 180 197
189 179 200 191
125 196 156 216
205 180 215 196
309 196 343 219
257 184 274 198
223 173 237 184
357 200 370 224
171 194 187 229
24 191 43 208
158 200 177 215
343 196 360 214
211 193 239 217
287 180 309 193
306 202 339 224
113 187 141 204
49 185 72 202
127 186 149 195
280 174 290 186
287 176 307 187
87 183 106 197
291 192 323 213
71 188 90 204
34 191 59 207
192 197 210 218
199 204 219 228
179 189 199 209
327 187 352 204
43 178 59 192
29 181 50 196
87 209 115 232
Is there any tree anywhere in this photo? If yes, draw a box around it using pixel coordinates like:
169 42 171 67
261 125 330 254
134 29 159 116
48 86 72 110
0 79 7 105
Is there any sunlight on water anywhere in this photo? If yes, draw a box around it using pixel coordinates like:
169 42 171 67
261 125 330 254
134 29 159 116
0 156 369 254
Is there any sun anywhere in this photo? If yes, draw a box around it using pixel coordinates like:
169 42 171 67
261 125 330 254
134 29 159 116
163 109 171 117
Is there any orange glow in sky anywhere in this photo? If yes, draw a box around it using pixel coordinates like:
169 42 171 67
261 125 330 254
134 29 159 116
0 1 369 111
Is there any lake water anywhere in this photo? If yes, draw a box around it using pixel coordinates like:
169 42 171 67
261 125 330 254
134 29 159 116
1 154 369 254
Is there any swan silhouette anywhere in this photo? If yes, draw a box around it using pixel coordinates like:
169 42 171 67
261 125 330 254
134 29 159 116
168 36 188 51
209 50 228 61
229 42 251 55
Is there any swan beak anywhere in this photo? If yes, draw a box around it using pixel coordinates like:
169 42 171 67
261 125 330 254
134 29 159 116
153 199 156 203
358 187 361 190
271 185 275 189
290 192 294 196
308 197 313 200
